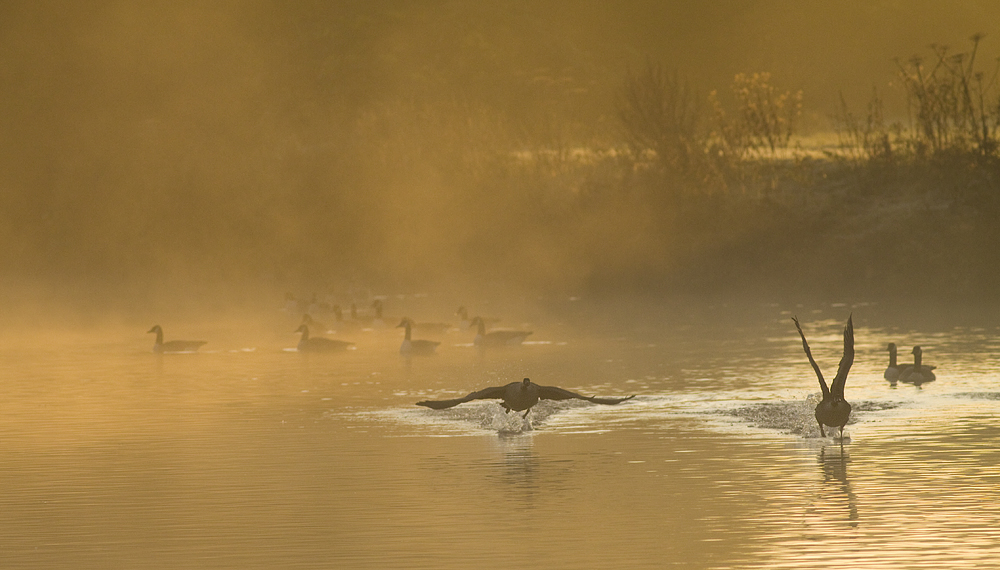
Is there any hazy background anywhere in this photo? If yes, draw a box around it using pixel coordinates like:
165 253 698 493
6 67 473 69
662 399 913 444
2 0 998 319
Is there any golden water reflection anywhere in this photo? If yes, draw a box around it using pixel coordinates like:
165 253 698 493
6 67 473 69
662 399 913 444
0 310 997 569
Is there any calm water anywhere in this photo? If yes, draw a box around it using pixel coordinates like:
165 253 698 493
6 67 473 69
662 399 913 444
1 301 999 569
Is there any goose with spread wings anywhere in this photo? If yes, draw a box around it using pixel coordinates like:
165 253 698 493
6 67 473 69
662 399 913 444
417 377 635 418
792 315 854 439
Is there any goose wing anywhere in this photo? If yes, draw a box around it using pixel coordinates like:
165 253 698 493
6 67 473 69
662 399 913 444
416 385 507 409
536 385 635 405
830 315 854 399
792 316 829 398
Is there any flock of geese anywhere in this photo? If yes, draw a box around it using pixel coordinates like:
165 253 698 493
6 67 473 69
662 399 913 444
793 314 938 441
148 305 938 440
147 303 534 356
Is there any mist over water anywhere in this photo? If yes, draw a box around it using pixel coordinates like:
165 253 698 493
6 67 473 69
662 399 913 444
3 1 1000 316
4 3 1000 568
2 301 1000 569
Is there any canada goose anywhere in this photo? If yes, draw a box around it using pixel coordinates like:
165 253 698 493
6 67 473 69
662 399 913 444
397 318 441 356
147 325 207 353
793 315 854 439
417 377 635 418
899 346 936 385
470 316 531 347
301 314 328 334
884 342 904 382
456 306 500 330
294 325 353 352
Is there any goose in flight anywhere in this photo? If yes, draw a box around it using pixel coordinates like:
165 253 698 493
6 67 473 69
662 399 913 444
397 318 441 356
899 346 936 385
294 325 353 352
792 315 854 439
147 325 207 353
417 377 635 418
470 316 531 347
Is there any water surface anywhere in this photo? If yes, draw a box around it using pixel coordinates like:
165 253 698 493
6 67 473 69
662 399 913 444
1 302 998 569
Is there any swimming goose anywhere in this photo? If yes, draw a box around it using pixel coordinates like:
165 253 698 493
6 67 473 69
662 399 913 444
884 342 904 382
294 324 353 352
899 346 936 384
456 306 500 330
147 325 207 353
792 315 854 439
470 316 531 347
397 318 441 356
417 377 635 418
301 313 328 334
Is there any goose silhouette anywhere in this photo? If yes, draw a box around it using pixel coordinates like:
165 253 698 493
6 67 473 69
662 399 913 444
417 377 635 418
147 325 206 353
301 313 328 334
792 315 854 439
397 318 441 356
884 342 904 383
899 346 936 385
294 325 353 352
470 316 531 347
456 306 500 330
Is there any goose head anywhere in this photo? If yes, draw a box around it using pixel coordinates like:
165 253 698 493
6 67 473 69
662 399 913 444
396 317 413 328
294 324 308 334
147 325 162 334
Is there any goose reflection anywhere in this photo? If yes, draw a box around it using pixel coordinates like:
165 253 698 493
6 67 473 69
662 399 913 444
811 445 859 528
482 434 545 505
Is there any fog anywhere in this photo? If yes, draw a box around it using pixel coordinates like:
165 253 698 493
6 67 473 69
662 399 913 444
2 1 999 320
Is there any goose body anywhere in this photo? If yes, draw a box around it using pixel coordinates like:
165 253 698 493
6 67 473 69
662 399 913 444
417 377 635 418
301 314 328 334
793 315 854 439
147 325 207 353
884 342 904 382
899 346 936 385
294 325 353 352
456 306 500 330
470 316 531 347
397 318 441 356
